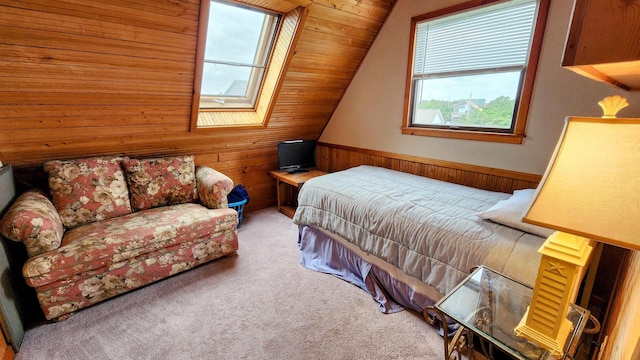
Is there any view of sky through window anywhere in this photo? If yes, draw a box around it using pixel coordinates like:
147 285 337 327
417 72 519 103
201 1 267 97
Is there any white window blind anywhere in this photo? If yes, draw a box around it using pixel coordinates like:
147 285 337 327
413 0 536 77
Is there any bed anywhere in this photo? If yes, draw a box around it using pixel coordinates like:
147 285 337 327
293 165 553 315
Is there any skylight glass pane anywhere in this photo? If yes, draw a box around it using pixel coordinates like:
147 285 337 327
199 0 280 109
205 1 267 65
201 63 252 97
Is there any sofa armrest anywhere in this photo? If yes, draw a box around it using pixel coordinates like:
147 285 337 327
0 190 64 257
196 166 234 209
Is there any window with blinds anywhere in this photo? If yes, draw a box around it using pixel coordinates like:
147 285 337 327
404 0 548 142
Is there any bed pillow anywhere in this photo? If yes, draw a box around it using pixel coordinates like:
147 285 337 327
44 157 132 228
122 155 198 211
476 189 555 238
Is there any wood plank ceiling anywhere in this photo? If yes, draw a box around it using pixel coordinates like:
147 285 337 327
0 0 396 211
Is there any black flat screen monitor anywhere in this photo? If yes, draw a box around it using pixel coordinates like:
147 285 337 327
277 140 316 173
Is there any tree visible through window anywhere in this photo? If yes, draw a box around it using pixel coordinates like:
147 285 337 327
403 0 549 143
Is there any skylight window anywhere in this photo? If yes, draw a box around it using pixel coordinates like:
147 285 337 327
191 0 307 129
199 1 280 109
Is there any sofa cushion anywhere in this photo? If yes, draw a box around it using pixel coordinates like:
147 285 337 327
122 155 198 212
44 157 132 229
0 190 64 257
34 228 239 320
23 203 238 287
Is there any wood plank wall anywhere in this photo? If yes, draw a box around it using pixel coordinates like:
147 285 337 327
0 333 14 360
0 0 396 212
598 250 640 360
317 142 542 193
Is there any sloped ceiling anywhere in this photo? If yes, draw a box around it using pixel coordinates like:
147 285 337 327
0 0 397 166
0 0 396 209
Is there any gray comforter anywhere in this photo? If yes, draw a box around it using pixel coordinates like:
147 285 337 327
293 165 544 298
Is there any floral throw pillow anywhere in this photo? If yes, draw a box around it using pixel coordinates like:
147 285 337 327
122 155 198 212
44 157 132 228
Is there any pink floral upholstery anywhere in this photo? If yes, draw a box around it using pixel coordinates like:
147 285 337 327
196 166 234 209
0 190 64 257
0 156 237 321
122 155 198 212
44 157 132 228
24 204 238 287
35 228 238 320
25 203 238 320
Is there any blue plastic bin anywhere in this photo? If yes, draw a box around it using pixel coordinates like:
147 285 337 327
228 199 248 227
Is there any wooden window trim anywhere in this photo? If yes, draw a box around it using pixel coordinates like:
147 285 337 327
401 0 550 144
190 1 309 131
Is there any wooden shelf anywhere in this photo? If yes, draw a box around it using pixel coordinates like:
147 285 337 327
280 205 297 219
563 0 640 91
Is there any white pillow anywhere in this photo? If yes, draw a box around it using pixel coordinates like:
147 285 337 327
476 189 555 238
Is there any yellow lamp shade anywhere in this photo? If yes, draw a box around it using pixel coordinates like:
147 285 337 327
523 116 640 251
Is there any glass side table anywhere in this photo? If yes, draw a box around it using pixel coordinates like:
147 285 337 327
424 266 590 360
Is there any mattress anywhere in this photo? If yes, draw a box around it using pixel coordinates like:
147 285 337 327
293 165 545 302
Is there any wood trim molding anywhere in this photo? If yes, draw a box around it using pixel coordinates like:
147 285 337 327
0 335 14 360
317 142 542 193
401 127 525 144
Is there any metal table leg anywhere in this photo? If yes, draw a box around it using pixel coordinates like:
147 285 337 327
424 306 474 360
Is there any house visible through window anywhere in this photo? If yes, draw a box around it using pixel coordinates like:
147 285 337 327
200 1 280 109
403 0 549 143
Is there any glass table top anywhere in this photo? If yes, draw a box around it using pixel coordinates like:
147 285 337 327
436 266 589 360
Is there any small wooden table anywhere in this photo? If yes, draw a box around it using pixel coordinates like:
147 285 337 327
268 169 327 218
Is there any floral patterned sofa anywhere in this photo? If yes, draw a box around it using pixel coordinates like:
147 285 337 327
0 155 238 321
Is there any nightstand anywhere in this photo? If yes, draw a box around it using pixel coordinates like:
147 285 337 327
268 169 327 218
424 266 590 360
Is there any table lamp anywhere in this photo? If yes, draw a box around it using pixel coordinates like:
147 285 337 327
514 95 640 356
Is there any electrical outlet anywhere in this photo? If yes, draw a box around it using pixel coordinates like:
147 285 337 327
596 335 608 360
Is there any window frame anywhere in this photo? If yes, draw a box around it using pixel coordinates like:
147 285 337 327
402 0 550 144
190 0 309 131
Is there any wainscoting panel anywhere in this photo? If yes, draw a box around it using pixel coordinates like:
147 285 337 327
317 142 542 193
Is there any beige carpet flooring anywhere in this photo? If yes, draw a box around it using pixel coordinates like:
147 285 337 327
15 207 446 360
